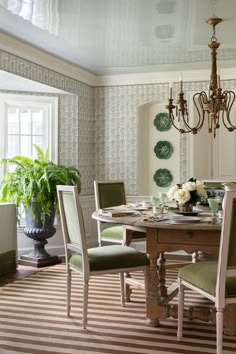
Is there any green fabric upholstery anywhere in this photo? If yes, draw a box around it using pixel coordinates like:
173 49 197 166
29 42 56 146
101 226 146 241
101 226 123 240
69 245 150 272
228 200 236 267
97 182 126 209
178 261 236 297
204 182 224 189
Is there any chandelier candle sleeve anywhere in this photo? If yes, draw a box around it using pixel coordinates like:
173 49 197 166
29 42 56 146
179 73 183 93
169 81 173 99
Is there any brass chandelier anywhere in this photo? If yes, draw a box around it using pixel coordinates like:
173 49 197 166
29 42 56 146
166 17 236 138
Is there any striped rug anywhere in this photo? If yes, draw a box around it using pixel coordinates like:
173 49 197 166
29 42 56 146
0 264 235 354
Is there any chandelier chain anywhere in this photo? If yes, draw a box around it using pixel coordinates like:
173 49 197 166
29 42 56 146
211 25 217 42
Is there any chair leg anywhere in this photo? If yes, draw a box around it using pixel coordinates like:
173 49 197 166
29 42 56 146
144 268 148 299
83 281 89 329
120 272 125 307
177 280 184 341
98 234 102 247
66 269 72 316
216 307 224 354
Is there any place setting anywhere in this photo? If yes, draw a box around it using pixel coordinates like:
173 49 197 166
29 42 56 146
145 178 223 225
127 200 153 212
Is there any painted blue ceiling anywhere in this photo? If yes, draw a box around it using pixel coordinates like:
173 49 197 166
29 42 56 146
0 0 235 75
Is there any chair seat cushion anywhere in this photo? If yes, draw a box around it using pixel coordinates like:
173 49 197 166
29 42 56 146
101 226 146 241
69 245 150 272
101 226 123 240
178 261 236 297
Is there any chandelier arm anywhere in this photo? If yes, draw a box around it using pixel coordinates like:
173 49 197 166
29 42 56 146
168 92 207 135
221 111 235 131
166 100 194 134
192 92 207 130
225 90 235 117
168 111 192 134
181 115 202 133
222 90 236 130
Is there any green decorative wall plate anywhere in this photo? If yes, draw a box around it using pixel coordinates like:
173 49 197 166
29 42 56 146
154 140 174 159
154 113 171 131
154 169 173 187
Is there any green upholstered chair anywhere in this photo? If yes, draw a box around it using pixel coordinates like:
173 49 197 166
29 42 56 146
94 180 146 246
57 185 150 329
177 190 236 354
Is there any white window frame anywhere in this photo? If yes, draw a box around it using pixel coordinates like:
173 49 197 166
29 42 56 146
0 93 58 183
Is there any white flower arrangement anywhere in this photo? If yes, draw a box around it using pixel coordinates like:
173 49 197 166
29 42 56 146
167 178 208 206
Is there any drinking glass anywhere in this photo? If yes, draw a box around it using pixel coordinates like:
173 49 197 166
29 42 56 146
159 192 167 213
159 192 167 206
208 198 220 219
151 196 161 215
151 196 160 207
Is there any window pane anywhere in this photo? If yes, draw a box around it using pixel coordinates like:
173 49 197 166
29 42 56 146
33 136 42 147
20 136 31 156
32 137 43 159
8 108 19 134
8 135 19 158
32 110 43 135
20 109 31 134
0 95 58 225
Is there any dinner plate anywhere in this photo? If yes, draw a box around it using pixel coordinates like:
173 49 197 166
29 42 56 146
128 202 152 211
173 209 202 216
171 216 203 223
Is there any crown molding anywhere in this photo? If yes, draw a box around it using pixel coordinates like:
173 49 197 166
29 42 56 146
1 32 236 88
0 32 97 87
94 67 236 87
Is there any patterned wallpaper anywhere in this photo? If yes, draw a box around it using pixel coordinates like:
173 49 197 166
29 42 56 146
94 84 168 194
0 50 94 195
1 49 236 195
94 80 236 194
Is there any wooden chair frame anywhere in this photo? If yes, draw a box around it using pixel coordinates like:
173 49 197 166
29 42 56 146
177 191 236 354
57 185 149 329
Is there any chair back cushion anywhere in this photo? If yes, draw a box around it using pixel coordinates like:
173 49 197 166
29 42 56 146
57 185 89 274
94 181 126 209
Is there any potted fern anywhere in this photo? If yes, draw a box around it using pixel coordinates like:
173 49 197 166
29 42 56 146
0 145 81 267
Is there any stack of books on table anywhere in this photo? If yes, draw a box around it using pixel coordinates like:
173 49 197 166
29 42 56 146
99 208 136 217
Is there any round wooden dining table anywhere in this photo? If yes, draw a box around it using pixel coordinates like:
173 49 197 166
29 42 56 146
92 209 235 335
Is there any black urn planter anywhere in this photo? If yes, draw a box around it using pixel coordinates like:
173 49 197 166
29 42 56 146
19 204 62 268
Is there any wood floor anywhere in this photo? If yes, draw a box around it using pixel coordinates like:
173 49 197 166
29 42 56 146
0 255 190 287
0 265 49 286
